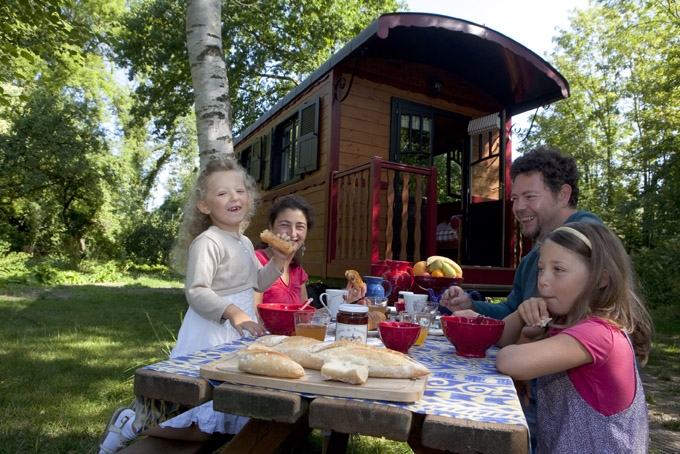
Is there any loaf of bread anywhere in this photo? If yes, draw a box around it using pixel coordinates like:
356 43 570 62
320 357 369 385
344 269 364 291
237 348 305 379
259 229 296 254
309 341 430 379
367 310 386 330
245 336 430 382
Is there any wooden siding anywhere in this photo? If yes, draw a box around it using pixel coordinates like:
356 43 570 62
239 62 514 281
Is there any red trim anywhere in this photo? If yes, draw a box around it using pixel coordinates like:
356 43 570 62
370 157 382 264
426 166 438 257
461 267 516 287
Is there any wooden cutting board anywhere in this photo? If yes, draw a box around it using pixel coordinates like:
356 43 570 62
199 354 428 403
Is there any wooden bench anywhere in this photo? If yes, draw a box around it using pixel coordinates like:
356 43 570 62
118 433 232 454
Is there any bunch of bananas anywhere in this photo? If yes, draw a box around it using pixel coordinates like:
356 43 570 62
426 255 463 278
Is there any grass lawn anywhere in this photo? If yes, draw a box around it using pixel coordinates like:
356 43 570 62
0 274 678 453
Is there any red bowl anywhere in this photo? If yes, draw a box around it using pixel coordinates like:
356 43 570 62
377 321 421 354
413 275 463 293
440 315 505 358
257 303 315 336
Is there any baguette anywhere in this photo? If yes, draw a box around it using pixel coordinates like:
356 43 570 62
251 335 325 369
237 348 305 379
260 229 296 255
245 336 430 381
320 357 369 385
307 341 430 379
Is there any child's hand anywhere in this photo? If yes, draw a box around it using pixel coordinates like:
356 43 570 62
517 297 551 327
513 379 532 407
227 306 267 337
268 236 297 270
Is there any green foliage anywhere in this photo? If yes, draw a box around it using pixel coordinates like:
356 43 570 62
0 0 98 105
121 196 186 266
0 90 123 259
518 0 680 307
115 0 405 136
631 238 680 310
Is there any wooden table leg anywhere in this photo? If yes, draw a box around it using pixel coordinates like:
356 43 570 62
323 431 350 454
216 413 311 454
406 413 445 454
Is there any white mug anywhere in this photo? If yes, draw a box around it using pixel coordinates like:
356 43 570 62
403 293 428 314
320 289 349 319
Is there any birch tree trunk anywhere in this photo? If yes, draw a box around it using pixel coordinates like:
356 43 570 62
186 0 232 169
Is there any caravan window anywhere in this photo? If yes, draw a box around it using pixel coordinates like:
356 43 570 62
264 98 320 189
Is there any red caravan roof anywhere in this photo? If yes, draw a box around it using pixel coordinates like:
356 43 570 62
361 13 569 115
236 12 569 142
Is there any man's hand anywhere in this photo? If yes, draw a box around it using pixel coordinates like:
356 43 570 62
439 285 473 313
452 309 480 317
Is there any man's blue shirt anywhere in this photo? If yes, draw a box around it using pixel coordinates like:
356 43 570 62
471 210 603 319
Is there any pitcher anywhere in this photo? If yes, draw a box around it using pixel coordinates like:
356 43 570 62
381 260 414 305
362 276 392 299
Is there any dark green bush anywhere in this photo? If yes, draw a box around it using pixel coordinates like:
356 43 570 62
631 238 680 310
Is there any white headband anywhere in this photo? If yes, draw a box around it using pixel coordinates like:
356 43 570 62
553 226 592 249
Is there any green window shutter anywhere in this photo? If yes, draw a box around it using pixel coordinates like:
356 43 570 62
262 130 273 189
295 97 319 176
251 138 262 181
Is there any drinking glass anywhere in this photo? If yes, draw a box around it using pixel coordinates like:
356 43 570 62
294 311 331 341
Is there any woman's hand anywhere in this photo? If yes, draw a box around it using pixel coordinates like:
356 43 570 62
345 283 367 303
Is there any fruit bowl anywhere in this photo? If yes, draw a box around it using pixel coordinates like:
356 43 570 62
257 303 316 336
413 275 463 302
440 315 504 358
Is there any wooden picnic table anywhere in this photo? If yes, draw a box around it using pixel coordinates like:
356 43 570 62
133 334 528 453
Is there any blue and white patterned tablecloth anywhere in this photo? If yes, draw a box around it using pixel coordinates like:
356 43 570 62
141 335 527 430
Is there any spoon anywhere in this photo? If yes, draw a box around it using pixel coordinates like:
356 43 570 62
300 298 314 310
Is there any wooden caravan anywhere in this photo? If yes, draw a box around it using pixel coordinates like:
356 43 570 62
234 13 569 294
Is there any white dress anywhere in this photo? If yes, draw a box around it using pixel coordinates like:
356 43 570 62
159 288 254 434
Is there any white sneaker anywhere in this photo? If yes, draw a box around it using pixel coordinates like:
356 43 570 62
99 407 135 454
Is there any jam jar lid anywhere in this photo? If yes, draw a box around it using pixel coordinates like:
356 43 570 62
337 303 368 313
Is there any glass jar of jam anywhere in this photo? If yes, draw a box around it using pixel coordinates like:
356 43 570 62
335 304 368 343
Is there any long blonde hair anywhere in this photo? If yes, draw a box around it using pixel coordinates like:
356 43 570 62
171 155 261 273
542 222 653 365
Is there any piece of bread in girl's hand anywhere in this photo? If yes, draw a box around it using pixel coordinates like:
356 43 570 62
344 269 364 291
260 229 296 255
237 348 305 379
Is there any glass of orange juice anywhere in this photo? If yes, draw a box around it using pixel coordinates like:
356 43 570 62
294 311 331 341
414 312 435 346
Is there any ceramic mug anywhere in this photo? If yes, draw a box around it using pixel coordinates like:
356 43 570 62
320 289 349 319
403 293 428 314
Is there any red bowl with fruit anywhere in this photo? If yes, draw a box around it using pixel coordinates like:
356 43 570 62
257 303 315 336
440 315 504 358
413 275 463 302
